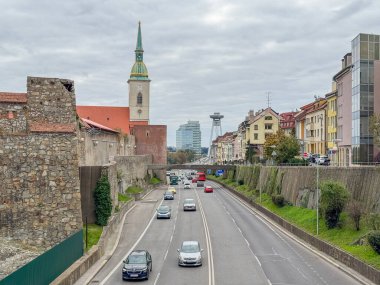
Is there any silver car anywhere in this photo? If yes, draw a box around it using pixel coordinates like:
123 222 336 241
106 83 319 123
156 205 171 219
183 198 196 211
178 241 203 266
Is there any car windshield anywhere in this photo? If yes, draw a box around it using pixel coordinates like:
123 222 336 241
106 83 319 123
181 243 199 253
164 192 172 195
184 199 194 204
127 254 146 264
158 206 169 212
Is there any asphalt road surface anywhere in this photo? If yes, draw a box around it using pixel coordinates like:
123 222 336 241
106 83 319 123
89 177 365 285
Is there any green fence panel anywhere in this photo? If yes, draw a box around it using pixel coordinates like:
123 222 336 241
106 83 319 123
1 230 83 285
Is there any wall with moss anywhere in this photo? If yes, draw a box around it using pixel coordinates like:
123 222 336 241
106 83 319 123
227 166 380 213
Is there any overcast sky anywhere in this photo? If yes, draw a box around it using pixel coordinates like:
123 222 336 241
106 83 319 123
1 0 380 147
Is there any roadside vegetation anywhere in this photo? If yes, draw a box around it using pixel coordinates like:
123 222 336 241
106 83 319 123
209 175 380 270
149 177 161 185
118 192 131 202
126 185 144 194
83 224 103 252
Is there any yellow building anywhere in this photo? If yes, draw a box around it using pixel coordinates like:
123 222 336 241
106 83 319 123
304 98 327 155
247 107 281 158
326 87 338 165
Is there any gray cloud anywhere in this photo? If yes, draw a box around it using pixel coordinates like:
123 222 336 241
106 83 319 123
1 0 380 146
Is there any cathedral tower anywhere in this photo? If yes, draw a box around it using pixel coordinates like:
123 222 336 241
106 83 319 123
128 22 150 122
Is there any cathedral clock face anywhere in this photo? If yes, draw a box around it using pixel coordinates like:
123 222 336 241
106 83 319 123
137 84 142 91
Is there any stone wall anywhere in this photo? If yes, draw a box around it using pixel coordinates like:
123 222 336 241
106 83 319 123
234 165 380 213
0 76 82 249
115 155 153 193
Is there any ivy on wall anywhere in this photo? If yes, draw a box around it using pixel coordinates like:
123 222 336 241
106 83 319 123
94 175 112 226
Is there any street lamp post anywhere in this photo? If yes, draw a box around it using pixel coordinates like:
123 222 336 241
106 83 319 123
316 162 319 236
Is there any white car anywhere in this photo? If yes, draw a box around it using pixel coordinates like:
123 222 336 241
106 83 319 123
184 182 191 189
178 241 203 266
183 198 196 211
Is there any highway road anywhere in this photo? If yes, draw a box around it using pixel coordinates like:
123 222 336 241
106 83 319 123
89 176 365 285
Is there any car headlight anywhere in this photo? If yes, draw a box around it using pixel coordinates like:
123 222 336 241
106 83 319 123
141 266 148 272
122 268 127 272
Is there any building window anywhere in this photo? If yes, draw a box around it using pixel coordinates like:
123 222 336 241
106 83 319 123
254 125 258 130
254 134 258 140
265 124 272 130
265 116 272 120
137 92 143 105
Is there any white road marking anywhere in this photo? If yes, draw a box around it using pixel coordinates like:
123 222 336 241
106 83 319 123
153 272 160 285
99 199 163 285
194 187 215 285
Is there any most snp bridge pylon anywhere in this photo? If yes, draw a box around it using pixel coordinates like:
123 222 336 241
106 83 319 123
208 112 224 158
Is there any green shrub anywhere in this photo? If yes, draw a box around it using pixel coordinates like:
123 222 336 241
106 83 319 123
271 194 285 207
149 177 161 185
238 179 244 185
368 231 380 254
94 175 112 226
118 192 131 202
287 157 308 166
367 213 380 230
320 180 349 229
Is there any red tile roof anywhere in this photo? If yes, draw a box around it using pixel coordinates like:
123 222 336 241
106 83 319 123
76 106 148 134
29 122 76 133
0 92 27 103
81 118 119 133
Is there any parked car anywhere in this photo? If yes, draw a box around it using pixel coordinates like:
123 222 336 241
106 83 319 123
183 198 196 211
156 205 171 219
164 191 174 200
204 186 213 193
177 241 203 266
122 250 152 280
184 182 191 189
317 155 330 165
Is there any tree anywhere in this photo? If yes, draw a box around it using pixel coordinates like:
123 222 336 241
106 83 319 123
264 132 280 159
319 180 349 229
276 135 300 163
263 130 300 163
346 200 363 231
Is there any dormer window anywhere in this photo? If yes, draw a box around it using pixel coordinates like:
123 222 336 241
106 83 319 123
137 93 143 105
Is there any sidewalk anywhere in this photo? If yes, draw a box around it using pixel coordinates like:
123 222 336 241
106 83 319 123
74 185 165 285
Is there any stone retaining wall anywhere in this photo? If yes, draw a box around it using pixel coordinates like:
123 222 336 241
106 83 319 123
211 178 380 284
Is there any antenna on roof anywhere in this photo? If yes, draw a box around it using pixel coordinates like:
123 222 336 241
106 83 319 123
266 92 271 108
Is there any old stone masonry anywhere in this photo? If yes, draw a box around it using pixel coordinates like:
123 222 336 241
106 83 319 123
0 77 82 250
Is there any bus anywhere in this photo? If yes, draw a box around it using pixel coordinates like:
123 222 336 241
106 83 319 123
196 172 206 181
170 175 178 185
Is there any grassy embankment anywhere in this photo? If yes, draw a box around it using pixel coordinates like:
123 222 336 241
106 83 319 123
209 175 380 270
83 224 103 252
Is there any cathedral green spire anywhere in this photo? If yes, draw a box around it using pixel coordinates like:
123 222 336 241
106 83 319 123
130 21 149 80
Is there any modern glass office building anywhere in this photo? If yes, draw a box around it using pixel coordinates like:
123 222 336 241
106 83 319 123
176 121 201 155
351 33 380 163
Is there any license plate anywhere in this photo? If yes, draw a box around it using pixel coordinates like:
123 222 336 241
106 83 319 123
130 274 138 277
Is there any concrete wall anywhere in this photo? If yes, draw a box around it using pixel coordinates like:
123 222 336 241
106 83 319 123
78 129 136 167
235 166 380 213
0 77 82 249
